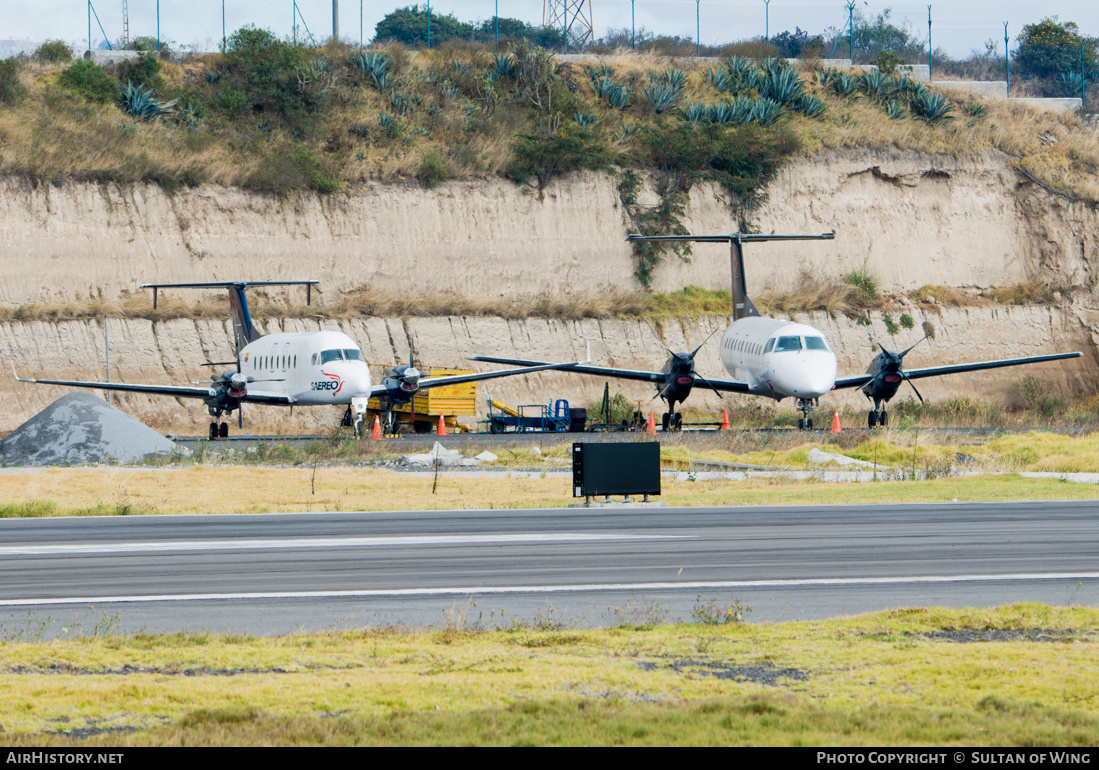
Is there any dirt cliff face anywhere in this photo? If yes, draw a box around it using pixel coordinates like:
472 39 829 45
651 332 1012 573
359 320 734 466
2 305 1092 434
1 147 1096 433
2 149 1097 304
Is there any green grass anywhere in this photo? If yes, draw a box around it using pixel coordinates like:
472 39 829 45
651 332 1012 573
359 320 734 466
1 604 1095 745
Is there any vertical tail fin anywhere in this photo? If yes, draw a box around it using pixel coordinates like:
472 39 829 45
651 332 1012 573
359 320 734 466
730 238 760 321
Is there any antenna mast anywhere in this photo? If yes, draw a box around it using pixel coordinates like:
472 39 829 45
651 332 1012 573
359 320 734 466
543 0 594 50
121 0 129 44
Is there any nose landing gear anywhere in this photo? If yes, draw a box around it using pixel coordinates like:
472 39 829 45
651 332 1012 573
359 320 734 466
796 398 817 430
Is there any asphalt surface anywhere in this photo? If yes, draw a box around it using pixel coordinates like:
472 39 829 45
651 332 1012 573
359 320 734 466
1 501 1097 635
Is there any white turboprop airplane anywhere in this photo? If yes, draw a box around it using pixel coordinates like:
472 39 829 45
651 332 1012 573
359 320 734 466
13 281 586 439
473 233 1083 429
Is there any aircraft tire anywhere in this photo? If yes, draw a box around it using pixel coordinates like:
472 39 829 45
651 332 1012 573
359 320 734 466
797 418 806 430
806 418 813 430
661 413 671 432
674 413 683 431
868 412 877 429
218 423 229 438
880 411 888 427
208 423 218 441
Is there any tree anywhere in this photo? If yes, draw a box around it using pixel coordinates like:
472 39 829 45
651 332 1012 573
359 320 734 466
769 28 824 59
825 9 926 63
372 5 472 48
1013 17 1098 80
475 17 562 49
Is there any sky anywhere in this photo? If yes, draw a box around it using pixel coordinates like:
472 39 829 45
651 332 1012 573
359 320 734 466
3 0 1097 58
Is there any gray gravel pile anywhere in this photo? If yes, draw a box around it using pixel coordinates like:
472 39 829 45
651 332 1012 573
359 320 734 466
0 391 178 465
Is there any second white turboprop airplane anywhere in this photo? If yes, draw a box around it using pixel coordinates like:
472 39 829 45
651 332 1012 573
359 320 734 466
473 233 1083 429
13 281 585 439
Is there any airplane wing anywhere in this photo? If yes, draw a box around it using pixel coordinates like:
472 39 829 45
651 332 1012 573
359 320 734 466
12 372 294 406
832 352 1083 390
371 359 590 398
467 356 755 394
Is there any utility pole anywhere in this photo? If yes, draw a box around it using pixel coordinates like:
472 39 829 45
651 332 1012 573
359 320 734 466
332 0 339 44
764 0 770 47
696 0 700 57
1004 22 1010 96
927 5 932 81
847 1 855 63
222 0 226 52
631 0 635 50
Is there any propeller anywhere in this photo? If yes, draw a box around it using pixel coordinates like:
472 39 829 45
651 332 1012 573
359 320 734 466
875 335 929 402
647 327 724 400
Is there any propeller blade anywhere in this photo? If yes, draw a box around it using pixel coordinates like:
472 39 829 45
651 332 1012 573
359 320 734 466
898 334 929 360
903 373 924 403
693 372 725 401
687 328 721 360
653 381 673 400
647 327 677 357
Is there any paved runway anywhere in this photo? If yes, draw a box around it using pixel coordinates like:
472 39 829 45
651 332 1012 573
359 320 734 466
1 501 1097 635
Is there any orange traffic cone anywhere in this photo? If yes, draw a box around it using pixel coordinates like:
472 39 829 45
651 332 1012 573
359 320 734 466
647 411 656 435
831 408 842 433
370 415 382 440
437 414 448 436
720 410 730 430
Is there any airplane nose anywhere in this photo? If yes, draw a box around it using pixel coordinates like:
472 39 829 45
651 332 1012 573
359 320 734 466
770 353 836 398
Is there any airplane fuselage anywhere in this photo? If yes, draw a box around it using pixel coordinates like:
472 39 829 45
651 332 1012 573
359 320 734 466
239 330 373 405
719 318 838 401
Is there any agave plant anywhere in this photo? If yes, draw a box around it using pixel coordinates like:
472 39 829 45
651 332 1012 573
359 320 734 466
723 55 754 83
584 64 614 82
589 74 619 99
451 60 474 78
313 57 333 74
651 66 687 93
909 90 954 123
965 101 987 118
794 94 826 118
119 80 178 121
642 82 682 113
675 103 706 122
758 66 804 106
829 72 859 97
705 67 734 93
205 70 221 85
348 123 369 138
748 97 784 126
350 51 391 83
573 111 597 130
616 122 637 144
489 52 516 81
175 101 204 133
606 84 632 110
859 70 894 101
884 100 907 120
378 111 401 137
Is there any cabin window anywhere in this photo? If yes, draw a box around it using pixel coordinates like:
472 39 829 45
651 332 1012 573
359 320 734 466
804 337 830 352
774 336 802 352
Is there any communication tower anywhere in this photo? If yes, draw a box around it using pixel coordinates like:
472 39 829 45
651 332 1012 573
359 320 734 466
121 0 130 44
543 0 594 50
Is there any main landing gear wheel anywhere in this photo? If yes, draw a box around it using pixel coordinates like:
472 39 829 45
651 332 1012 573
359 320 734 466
880 410 888 427
219 423 228 438
209 422 218 440
661 413 671 432
868 412 878 429
674 412 683 431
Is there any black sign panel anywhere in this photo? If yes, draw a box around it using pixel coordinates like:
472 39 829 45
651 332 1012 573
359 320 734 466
572 442 661 497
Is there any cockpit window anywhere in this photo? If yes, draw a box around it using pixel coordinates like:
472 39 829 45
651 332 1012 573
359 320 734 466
774 336 802 352
804 337 830 351
764 338 775 354
320 349 345 363
342 349 365 362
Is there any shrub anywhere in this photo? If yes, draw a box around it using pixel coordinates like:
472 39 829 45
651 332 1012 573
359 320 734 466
843 268 879 303
0 58 25 105
418 153 448 188
117 53 163 92
58 59 117 103
508 126 612 192
34 40 74 63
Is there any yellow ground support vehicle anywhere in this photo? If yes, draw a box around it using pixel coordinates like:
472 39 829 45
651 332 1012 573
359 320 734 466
365 369 477 433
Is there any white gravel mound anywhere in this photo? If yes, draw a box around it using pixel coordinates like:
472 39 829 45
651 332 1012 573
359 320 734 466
0 391 178 466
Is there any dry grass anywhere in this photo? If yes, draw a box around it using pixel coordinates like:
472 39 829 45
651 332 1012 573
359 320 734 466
756 270 869 315
5 51 1099 203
